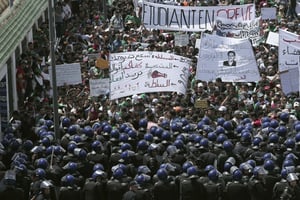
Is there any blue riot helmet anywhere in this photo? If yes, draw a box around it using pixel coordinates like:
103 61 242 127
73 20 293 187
62 117 71 128
277 125 287 137
223 121 233 131
35 168 46 179
35 158 49 170
93 163 104 172
102 124 112 135
285 138 296 150
156 168 168 181
207 132 217 142
270 119 279 128
280 112 290 123
135 174 151 185
208 169 219 181
232 169 243 181
217 117 226 126
182 161 194 173
83 126 94 138
119 133 129 143
112 168 124 179
139 118 148 128
144 133 153 142
187 166 199 178
137 139 148 151
264 159 275 171
205 165 215 173
63 162 78 172
223 140 234 152
61 174 75 186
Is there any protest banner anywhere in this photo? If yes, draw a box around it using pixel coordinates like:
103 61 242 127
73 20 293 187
142 1 255 31
266 31 279 46
280 67 299 95
96 58 109 69
260 7 277 20
109 51 191 100
296 2 300 14
278 29 300 72
49 63 82 86
196 33 260 82
174 33 190 46
215 16 263 46
89 78 110 97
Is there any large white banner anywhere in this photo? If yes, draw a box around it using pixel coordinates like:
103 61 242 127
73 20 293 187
278 29 300 72
89 78 110 97
109 51 191 100
49 63 82 86
215 16 263 47
142 2 255 31
196 33 260 82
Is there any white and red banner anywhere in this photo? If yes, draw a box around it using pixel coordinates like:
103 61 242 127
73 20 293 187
109 51 191 100
142 1 256 31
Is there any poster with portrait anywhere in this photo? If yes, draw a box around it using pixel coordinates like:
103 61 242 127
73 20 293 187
196 33 260 82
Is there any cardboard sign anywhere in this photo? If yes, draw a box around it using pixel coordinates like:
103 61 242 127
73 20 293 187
194 99 208 108
96 58 109 69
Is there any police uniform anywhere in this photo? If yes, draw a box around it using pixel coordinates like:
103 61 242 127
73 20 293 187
152 179 178 200
58 186 82 200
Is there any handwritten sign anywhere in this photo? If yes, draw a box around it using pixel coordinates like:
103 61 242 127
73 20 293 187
174 33 190 47
261 7 277 20
266 31 279 46
142 2 256 31
89 78 110 97
196 33 260 82
96 58 109 69
194 99 208 109
215 16 263 47
278 29 300 72
109 51 191 100
280 67 299 95
49 63 82 86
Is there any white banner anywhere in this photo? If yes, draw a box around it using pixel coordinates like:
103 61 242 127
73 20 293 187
261 7 277 20
109 51 191 100
215 16 263 46
89 78 110 97
280 67 299 95
266 31 279 46
49 63 82 87
278 29 300 72
142 2 256 31
196 33 260 82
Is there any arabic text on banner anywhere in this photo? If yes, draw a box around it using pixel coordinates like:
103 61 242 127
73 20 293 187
142 2 255 32
109 51 191 100
89 78 110 97
280 67 299 95
215 16 263 47
49 63 82 87
278 29 300 72
196 33 260 82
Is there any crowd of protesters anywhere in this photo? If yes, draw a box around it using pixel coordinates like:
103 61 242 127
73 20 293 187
2 0 300 199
